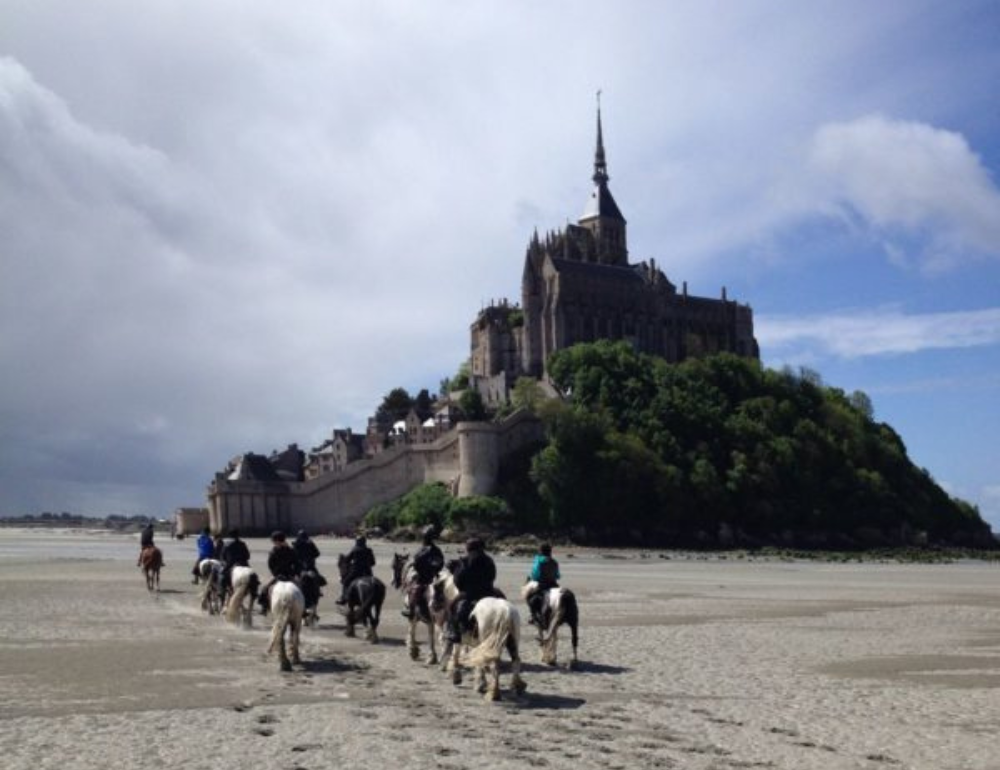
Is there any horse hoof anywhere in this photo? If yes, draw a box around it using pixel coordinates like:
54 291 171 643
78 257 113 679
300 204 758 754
428 655 438 666
484 689 500 702
452 670 462 686
514 679 528 695
409 647 420 661
280 660 292 672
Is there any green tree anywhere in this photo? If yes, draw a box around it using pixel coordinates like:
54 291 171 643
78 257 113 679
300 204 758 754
511 376 546 413
458 389 486 421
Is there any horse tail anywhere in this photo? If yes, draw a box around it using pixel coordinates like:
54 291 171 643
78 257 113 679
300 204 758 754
541 590 568 660
267 584 304 654
358 578 385 626
226 574 248 623
564 589 579 652
462 600 516 669
248 571 260 602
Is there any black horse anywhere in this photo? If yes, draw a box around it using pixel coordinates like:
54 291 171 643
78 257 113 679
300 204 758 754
298 570 324 627
337 554 385 642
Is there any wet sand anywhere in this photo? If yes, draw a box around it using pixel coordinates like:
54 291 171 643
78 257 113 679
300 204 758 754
1 530 998 769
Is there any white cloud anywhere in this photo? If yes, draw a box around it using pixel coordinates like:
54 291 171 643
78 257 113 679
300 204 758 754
759 307 1000 360
807 115 1000 271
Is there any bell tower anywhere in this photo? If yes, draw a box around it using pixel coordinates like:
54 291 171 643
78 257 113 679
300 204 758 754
578 93 627 265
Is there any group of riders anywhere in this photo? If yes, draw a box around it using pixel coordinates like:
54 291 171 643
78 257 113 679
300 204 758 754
146 520 561 638
400 526 562 641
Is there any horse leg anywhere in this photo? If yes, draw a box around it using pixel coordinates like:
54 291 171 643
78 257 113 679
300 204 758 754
450 642 462 685
426 620 438 666
407 619 419 660
290 619 302 665
279 627 292 672
475 665 489 696
508 635 527 696
542 624 558 666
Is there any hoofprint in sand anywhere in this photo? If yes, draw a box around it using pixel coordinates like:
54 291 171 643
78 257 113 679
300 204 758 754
1 530 998 770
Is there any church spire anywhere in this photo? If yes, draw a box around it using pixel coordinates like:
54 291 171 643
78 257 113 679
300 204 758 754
579 90 627 265
593 90 608 186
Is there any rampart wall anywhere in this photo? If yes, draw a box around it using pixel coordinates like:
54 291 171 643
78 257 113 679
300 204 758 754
207 411 544 535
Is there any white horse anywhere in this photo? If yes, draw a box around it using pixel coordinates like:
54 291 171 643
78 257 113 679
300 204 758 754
391 553 444 665
198 559 224 614
224 565 260 628
521 581 580 668
267 581 305 672
435 571 526 701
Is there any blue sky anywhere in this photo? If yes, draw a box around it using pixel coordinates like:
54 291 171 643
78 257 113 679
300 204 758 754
1 1 998 528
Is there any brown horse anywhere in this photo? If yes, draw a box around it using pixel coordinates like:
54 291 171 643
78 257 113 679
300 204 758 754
139 546 163 592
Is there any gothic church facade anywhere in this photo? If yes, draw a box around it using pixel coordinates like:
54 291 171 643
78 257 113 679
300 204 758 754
470 107 759 404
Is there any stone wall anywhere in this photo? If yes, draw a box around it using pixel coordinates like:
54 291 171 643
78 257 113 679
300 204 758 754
206 410 544 535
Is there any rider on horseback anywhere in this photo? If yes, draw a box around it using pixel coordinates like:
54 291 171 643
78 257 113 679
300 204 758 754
446 537 496 643
137 522 158 567
220 528 250 595
525 542 560 626
336 535 375 605
191 526 214 584
293 529 327 587
259 530 302 614
401 525 444 618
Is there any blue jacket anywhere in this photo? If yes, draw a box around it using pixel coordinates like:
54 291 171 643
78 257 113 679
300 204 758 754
196 533 215 560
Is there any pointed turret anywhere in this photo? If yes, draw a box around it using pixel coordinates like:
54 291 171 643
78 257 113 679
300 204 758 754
593 100 608 186
579 92 627 265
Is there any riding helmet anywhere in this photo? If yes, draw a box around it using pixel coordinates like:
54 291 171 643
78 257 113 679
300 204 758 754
271 530 286 542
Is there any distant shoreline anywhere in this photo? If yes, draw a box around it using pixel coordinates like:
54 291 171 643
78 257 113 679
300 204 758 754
1 523 997 563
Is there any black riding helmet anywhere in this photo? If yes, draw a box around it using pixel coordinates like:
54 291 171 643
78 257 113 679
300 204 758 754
271 530 286 543
465 537 484 552
422 525 436 545
540 542 552 557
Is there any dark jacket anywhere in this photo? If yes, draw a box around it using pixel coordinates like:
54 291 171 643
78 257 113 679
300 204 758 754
222 538 250 568
293 538 321 572
413 543 444 584
140 525 155 548
345 544 375 578
454 550 496 602
268 543 301 580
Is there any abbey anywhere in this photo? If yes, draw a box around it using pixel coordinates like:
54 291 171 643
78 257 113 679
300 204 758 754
470 106 759 405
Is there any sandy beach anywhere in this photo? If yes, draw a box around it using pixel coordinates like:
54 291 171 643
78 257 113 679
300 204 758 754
1 530 998 770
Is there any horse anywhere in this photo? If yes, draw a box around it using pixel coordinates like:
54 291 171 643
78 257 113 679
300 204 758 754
433 570 526 701
337 554 385 642
197 559 225 614
391 552 445 664
266 580 305 672
520 581 579 668
139 546 162 592
224 565 261 628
